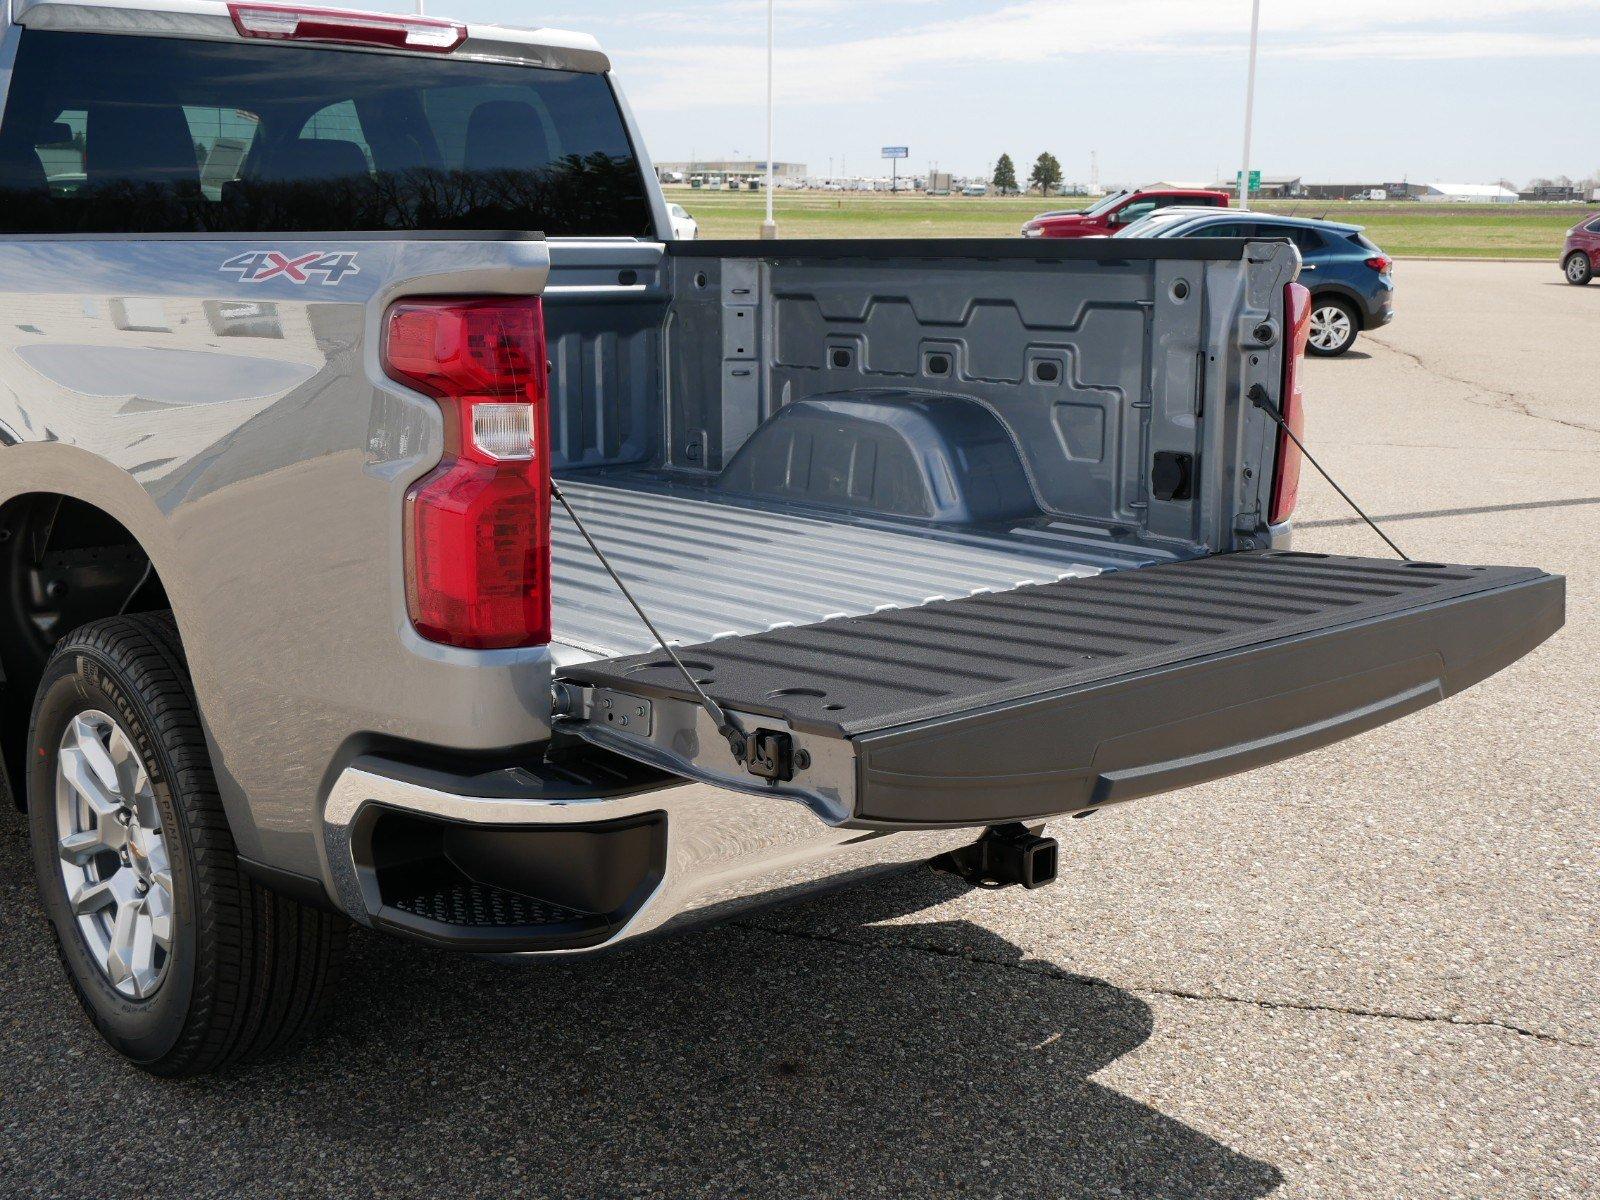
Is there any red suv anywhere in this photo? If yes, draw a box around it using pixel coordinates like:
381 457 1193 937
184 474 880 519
1022 187 1231 239
1562 214 1600 285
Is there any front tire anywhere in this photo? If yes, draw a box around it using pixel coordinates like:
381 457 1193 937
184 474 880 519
27 613 346 1076
1564 251 1592 286
1307 297 1359 357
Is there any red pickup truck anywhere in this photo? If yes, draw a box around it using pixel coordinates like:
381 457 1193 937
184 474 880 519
1022 187 1231 238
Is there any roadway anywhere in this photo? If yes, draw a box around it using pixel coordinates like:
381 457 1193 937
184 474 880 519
1 260 1594 1199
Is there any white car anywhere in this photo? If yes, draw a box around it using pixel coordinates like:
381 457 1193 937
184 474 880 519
668 203 699 240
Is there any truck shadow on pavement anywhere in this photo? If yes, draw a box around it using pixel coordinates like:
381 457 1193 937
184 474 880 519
1 810 1282 1198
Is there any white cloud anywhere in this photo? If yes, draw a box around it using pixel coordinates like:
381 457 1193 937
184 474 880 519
611 0 1600 111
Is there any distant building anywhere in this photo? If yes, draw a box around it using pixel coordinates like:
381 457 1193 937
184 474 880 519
1303 182 1379 201
1415 182 1518 203
1519 185 1582 202
1299 181 1423 201
656 161 807 186
1209 174 1305 199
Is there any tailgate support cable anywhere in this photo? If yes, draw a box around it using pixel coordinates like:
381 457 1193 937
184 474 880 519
550 481 751 760
1248 385 1409 561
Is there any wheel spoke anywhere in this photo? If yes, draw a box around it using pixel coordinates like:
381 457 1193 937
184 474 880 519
129 908 158 994
105 898 141 990
106 727 143 805
58 744 124 821
58 828 112 866
71 875 118 915
73 717 123 794
143 835 171 888
146 884 174 951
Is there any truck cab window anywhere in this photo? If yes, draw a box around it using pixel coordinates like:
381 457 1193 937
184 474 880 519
0 30 653 236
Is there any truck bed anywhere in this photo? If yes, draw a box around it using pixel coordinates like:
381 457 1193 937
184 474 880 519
549 476 1185 658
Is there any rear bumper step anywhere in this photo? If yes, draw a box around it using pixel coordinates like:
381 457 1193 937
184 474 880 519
559 552 1564 828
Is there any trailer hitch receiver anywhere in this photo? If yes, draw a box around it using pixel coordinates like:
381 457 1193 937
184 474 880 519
932 823 1059 890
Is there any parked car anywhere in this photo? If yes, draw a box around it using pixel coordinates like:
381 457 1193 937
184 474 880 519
0 0 1563 1077
1021 186 1230 238
1110 205 1237 239
1119 212 1395 357
667 202 699 239
1560 213 1600 285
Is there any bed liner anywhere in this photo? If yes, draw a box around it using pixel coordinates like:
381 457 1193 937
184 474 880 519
549 476 1182 657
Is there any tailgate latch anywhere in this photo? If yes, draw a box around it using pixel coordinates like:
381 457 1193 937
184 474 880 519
742 729 795 783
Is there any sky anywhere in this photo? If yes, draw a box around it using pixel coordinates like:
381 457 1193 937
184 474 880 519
349 0 1600 185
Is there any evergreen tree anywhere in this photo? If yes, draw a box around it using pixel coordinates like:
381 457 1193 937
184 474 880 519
1030 152 1063 196
992 153 1018 195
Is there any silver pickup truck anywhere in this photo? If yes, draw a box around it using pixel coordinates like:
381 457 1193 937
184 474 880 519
0 0 1564 1076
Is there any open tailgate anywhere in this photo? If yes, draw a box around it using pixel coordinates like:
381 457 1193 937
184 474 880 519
556 551 1564 828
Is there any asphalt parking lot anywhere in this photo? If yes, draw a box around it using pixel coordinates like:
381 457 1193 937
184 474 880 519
2 260 1595 1199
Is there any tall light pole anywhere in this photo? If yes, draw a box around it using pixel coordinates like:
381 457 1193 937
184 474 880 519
761 0 778 238
1238 0 1261 210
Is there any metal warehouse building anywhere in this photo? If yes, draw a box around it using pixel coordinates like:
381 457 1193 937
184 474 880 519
657 161 807 185
1416 182 1519 203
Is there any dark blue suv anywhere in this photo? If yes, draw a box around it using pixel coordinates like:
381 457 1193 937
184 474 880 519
1120 211 1395 356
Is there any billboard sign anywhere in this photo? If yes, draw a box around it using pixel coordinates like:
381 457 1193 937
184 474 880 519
881 146 909 160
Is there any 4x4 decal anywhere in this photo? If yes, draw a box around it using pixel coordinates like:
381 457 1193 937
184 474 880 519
221 250 360 286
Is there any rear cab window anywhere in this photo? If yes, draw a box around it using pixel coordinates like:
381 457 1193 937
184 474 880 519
0 29 655 236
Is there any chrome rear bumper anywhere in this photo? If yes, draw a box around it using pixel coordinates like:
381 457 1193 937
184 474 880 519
319 756 978 954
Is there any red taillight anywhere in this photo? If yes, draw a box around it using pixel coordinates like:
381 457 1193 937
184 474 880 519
1365 255 1392 273
385 297 550 650
228 4 466 52
1269 282 1311 526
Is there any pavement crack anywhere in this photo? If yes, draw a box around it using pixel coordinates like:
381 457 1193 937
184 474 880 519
1366 334 1600 438
735 921 1594 1049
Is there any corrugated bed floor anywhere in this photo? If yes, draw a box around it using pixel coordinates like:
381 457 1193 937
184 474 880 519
550 477 1181 658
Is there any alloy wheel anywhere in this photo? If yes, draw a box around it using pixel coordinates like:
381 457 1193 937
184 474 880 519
1309 304 1353 352
54 711 174 999
1567 254 1590 284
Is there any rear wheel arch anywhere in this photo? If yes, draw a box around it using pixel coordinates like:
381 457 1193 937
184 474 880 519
0 493 176 809
1310 284 1368 329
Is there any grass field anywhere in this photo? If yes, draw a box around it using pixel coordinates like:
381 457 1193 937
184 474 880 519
666 187 1589 259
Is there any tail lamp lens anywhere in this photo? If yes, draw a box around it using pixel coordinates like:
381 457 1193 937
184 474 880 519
384 297 550 649
1365 255 1393 273
1269 281 1311 526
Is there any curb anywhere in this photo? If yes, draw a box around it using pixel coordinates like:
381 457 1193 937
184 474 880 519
1393 256 1552 264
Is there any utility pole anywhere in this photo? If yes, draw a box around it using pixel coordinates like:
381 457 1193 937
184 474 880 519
761 0 777 237
1239 0 1261 210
